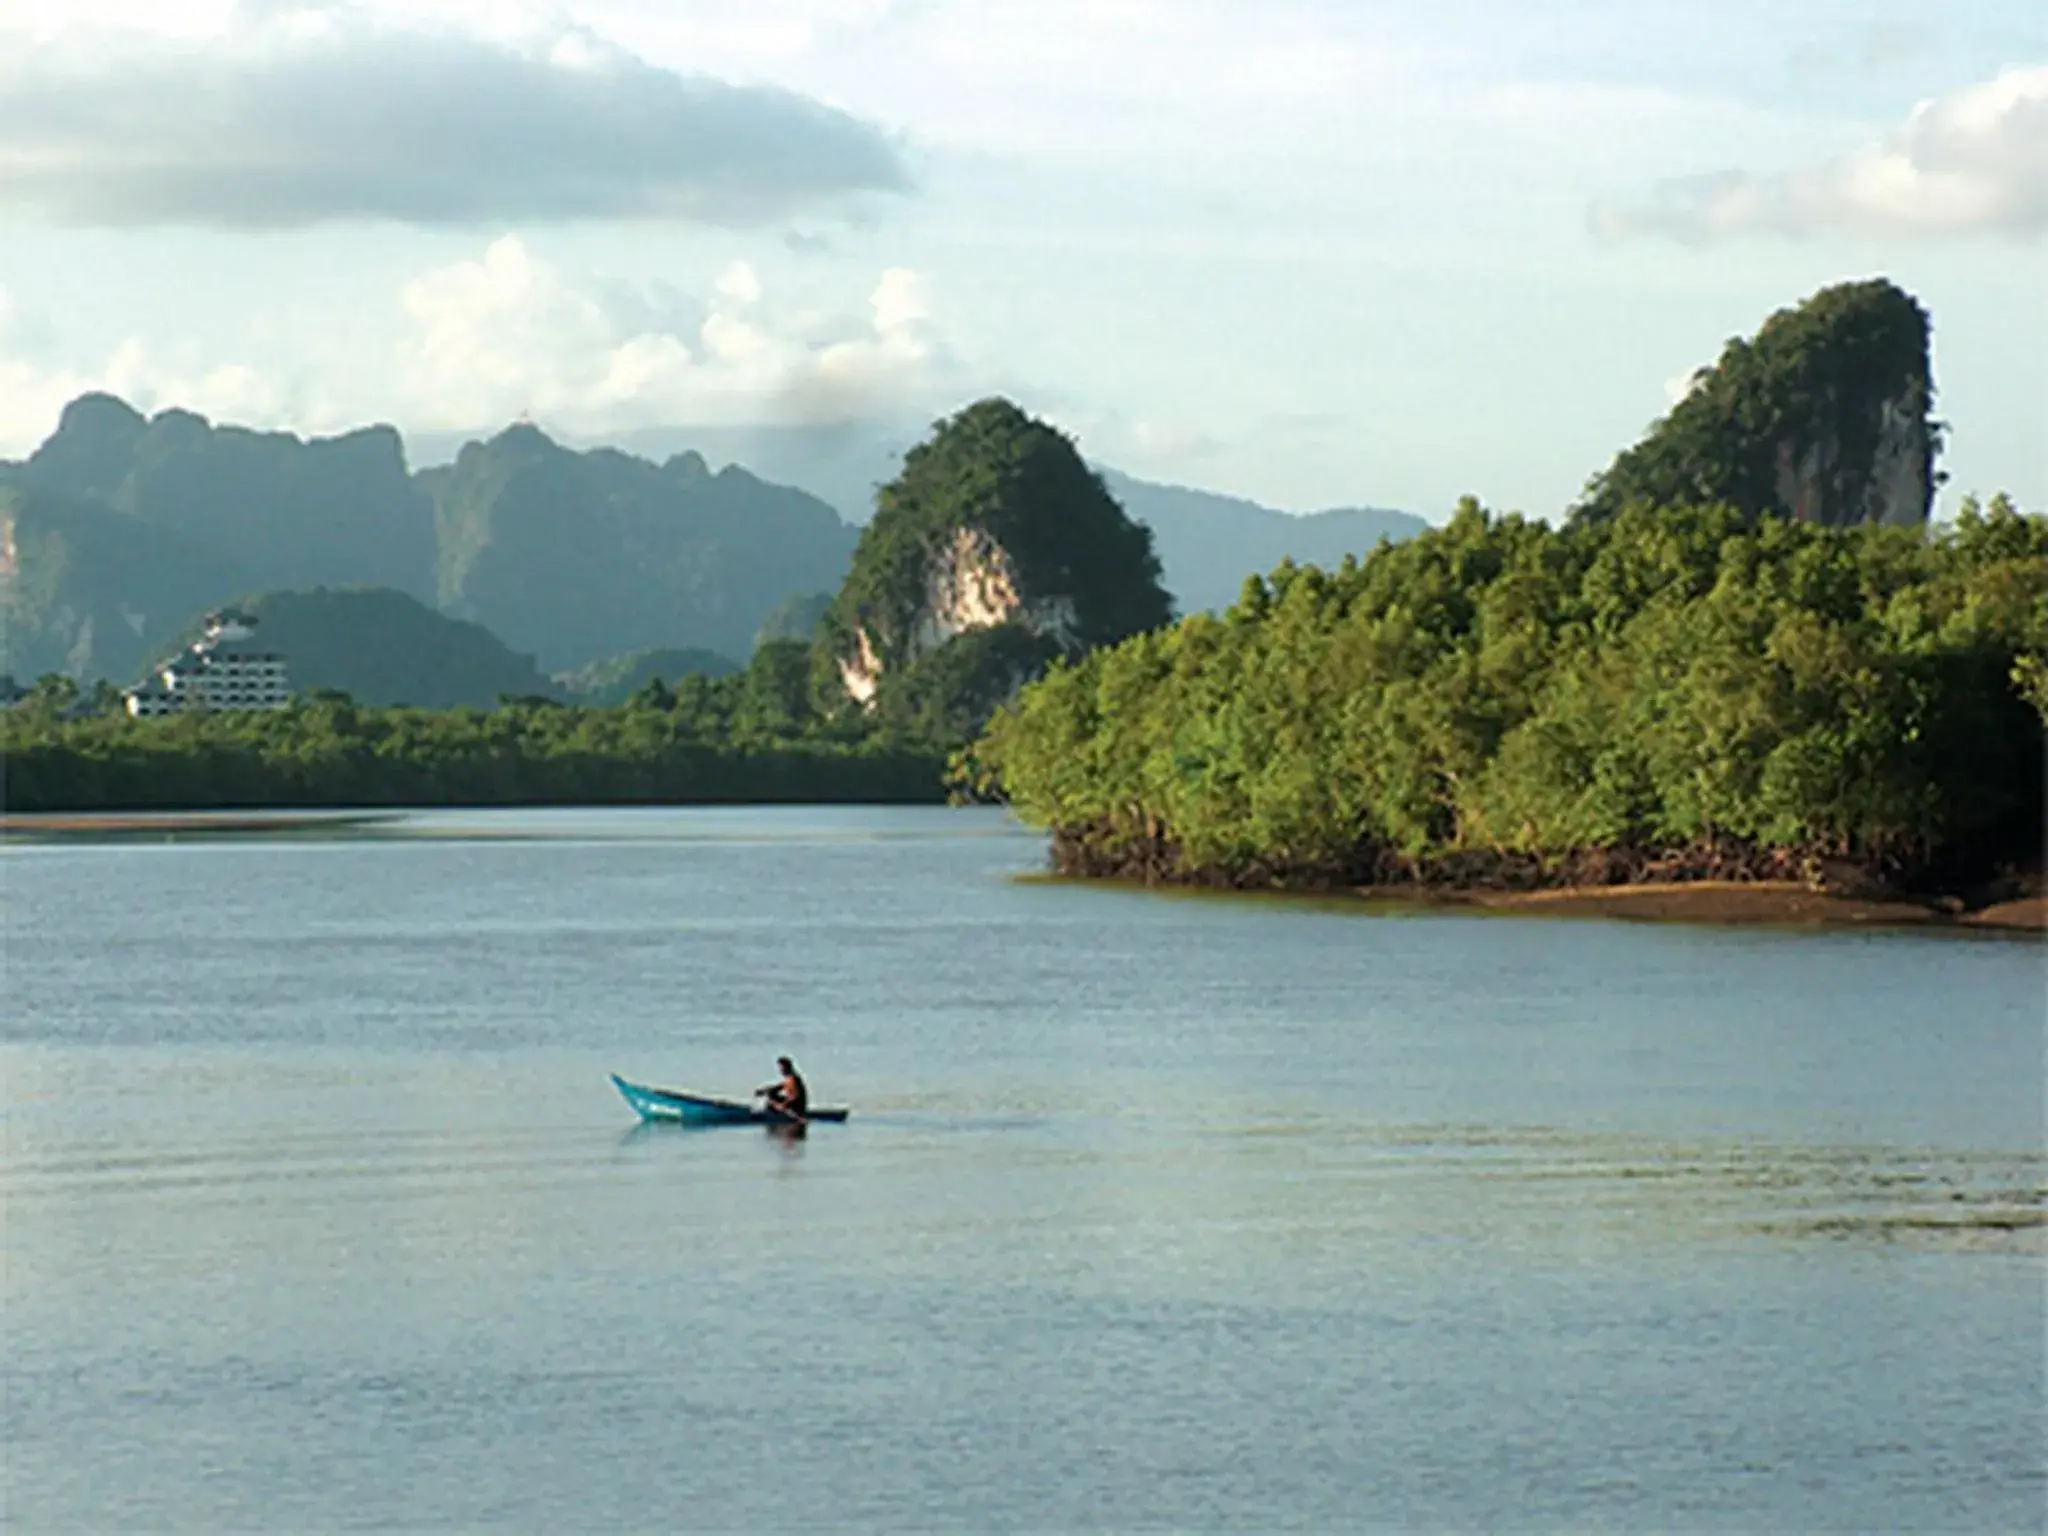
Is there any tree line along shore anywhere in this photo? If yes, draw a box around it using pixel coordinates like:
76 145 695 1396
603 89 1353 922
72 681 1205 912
965 497 2047 922
0 654 949 813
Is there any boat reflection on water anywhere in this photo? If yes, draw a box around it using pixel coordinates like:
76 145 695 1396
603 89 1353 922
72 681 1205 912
614 1117 810 1158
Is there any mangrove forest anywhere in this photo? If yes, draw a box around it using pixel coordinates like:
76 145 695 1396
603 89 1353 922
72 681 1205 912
965 495 2047 898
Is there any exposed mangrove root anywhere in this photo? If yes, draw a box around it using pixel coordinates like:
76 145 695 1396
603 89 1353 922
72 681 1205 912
1045 822 2039 907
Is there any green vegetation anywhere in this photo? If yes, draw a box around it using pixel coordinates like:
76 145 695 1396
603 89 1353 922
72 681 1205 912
2 672 124 722
818 398 1174 724
1577 279 1935 527
556 646 741 707
2 637 946 812
968 495 2046 895
866 624 1068 746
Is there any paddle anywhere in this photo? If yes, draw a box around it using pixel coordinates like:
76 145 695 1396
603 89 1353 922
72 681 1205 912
753 1088 809 1127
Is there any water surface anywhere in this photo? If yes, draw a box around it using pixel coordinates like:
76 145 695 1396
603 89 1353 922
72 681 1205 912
5 807 2042 1530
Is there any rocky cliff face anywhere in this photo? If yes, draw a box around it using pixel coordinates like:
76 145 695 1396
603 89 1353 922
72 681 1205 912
835 527 1084 704
1578 278 1936 528
919 526 1074 648
836 626 884 706
421 423 858 669
820 399 1171 720
1770 377 1931 528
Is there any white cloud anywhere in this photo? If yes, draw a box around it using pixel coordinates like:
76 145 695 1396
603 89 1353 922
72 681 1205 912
0 1 910 227
713 262 764 306
1032 401 1225 483
1594 64 2048 241
0 242 963 455
0 289 93 450
0 287 306 451
576 0 1436 169
395 236 958 431
869 267 930 332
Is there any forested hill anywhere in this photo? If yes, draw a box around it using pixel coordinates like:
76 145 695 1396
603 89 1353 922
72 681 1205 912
1576 279 1935 528
969 496 2047 899
969 276 2045 904
815 398 1175 741
196 588 563 709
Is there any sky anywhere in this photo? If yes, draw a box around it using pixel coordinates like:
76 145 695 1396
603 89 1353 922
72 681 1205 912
0 0 2041 520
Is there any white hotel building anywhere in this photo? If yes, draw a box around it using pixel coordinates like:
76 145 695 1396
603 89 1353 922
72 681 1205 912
124 610 292 718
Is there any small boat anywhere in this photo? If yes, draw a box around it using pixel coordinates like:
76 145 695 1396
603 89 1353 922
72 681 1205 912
610 1074 850 1125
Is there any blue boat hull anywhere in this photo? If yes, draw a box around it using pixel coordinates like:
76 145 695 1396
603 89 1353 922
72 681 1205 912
610 1074 849 1125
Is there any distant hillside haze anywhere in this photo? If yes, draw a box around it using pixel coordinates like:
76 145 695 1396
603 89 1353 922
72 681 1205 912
421 423 860 669
2 399 868 682
0 481 246 682
1097 470 1428 614
754 591 834 648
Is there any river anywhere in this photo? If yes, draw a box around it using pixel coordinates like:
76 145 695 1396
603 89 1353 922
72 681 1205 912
4 806 2042 1531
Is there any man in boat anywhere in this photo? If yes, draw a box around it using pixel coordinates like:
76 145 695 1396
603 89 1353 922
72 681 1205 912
755 1056 808 1121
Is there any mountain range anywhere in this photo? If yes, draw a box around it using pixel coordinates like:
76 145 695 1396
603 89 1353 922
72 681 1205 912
413 419 1427 614
422 423 857 669
1 393 1424 689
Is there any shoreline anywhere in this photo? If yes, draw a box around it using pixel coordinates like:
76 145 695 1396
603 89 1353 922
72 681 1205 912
1 810 405 838
1064 873 2047 934
1446 879 2045 933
